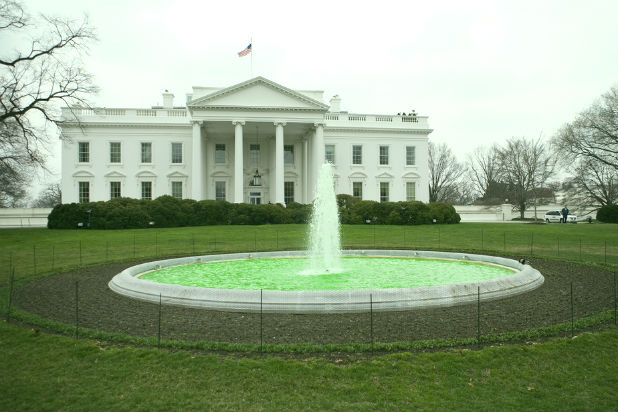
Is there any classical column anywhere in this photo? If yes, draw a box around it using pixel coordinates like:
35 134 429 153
302 137 308 203
233 120 245 203
274 122 286 204
191 121 203 200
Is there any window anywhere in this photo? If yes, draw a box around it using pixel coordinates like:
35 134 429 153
352 145 362 165
141 181 152 200
284 181 294 204
249 191 261 205
78 142 89 163
406 146 416 166
352 182 363 200
249 144 260 165
171 143 183 163
171 181 182 199
141 142 152 163
78 182 89 203
110 181 121 199
406 182 416 201
110 142 121 163
379 145 389 165
325 144 335 164
215 144 226 164
380 182 389 202
215 181 226 201
284 145 294 164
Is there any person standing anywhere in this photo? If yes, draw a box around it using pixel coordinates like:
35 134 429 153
561 206 569 223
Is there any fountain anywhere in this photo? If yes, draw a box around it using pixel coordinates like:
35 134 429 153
307 163 342 275
109 163 544 313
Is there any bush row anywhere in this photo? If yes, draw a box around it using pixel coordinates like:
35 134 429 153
336 195 461 225
47 195 460 229
596 204 618 223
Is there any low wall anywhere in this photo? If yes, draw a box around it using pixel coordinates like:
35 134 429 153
454 204 598 222
0 208 52 228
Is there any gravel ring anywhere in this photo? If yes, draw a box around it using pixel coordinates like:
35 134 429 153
13 256 616 346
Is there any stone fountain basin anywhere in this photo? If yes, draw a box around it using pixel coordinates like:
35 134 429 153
108 250 544 313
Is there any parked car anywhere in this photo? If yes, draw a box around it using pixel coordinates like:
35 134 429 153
544 210 577 223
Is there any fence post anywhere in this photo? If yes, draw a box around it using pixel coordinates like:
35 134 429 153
530 233 534 256
557 237 560 257
477 286 481 344
33 245 36 276
260 289 263 354
192 236 195 255
614 272 618 325
254 230 257 252
6 267 15 322
370 293 374 351
503 232 506 252
604 240 607 265
133 233 136 260
106 241 109 262
481 229 483 251
579 238 582 261
79 240 82 268
276 231 279 250
155 231 158 257
570 282 574 338
614 272 617 325
75 280 79 339
51 245 55 272
158 293 162 349
438 227 441 250
403 228 406 247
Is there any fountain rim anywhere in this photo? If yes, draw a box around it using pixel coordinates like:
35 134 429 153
108 250 544 313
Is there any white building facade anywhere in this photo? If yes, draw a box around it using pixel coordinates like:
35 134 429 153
60 77 432 205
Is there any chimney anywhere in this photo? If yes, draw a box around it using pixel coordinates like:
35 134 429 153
162 90 174 108
329 95 341 112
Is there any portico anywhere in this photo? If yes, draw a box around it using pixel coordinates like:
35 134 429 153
187 77 329 204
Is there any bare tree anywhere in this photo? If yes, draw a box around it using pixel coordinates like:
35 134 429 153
466 145 501 202
564 157 617 208
552 86 618 171
496 137 556 219
428 142 466 203
31 182 61 207
0 1 97 205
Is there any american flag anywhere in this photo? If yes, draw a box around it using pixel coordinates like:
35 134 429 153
238 43 252 57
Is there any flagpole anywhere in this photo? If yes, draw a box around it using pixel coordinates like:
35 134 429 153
250 36 253 78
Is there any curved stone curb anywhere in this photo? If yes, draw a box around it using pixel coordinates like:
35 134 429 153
108 250 544 313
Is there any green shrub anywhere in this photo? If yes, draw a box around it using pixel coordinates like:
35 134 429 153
596 204 618 223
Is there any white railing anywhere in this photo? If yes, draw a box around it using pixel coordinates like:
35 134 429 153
62 107 188 121
324 113 428 128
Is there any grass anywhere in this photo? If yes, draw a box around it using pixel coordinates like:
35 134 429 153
1 321 616 411
1 222 617 282
1 222 617 411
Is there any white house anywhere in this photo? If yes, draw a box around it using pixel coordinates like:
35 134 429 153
59 77 432 205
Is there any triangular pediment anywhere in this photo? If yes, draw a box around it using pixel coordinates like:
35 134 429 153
188 77 329 112
104 171 127 178
166 171 188 178
375 172 394 179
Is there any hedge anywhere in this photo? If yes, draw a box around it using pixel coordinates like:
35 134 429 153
47 195 460 229
596 204 618 223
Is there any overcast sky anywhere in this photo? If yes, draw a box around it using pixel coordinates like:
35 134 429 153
22 0 618 191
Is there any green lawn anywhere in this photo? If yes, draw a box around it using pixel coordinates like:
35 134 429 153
1 321 616 411
1 222 617 282
1 222 617 411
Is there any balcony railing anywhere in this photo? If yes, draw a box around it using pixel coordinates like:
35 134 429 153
324 113 428 129
62 107 187 121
